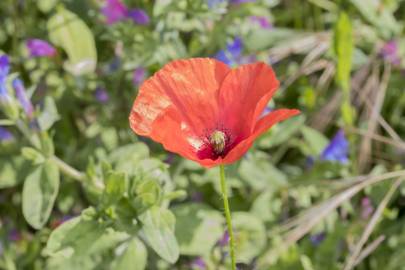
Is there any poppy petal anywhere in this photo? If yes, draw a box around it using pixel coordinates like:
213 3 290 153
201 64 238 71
221 109 300 165
147 107 203 162
129 58 230 161
130 58 230 135
218 62 279 138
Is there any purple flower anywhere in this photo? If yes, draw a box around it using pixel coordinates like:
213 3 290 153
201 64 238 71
133 67 146 85
0 55 10 98
101 0 128 24
190 257 206 269
94 87 109 103
250 16 272 29
0 127 13 142
320 130 349 164
8 229 21 242
361 197 374 219
310 232 325 246
215 37 243 66
380 40 401 66
26 39 56 57
101 0 150 26
12 79 34 117
218 230 229 247
128 9 150 25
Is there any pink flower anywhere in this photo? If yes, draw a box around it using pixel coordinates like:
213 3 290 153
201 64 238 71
380 40 401 66
101 0 128 24
250 16 272 29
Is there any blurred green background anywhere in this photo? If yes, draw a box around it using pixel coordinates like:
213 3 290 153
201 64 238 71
1 0 405 269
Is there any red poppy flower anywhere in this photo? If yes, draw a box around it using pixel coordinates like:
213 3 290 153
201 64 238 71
129 58 300 168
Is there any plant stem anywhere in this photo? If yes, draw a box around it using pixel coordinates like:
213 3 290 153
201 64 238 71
50 156 86 182
15 119 86 182
219 165 236 270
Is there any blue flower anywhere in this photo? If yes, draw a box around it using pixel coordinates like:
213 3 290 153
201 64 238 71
127 9 150 25
0 127 13 142
214 37 243 66
108 57 121 73
310 232 325 246
0 55 10 98
12 78 34 117
0 55 9 79
320 130 349 163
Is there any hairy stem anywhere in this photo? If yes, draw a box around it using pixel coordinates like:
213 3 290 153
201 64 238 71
219 165 236 270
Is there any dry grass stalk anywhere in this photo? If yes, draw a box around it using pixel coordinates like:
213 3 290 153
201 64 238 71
258 170 405 268
343 178 402 270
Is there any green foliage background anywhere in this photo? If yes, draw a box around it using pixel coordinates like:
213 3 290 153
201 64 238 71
1 0 405 269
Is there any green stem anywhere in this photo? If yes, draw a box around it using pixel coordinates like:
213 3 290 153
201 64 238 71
16 120 86 182
219 165 236 270
16 119 41 149
51 156 86 182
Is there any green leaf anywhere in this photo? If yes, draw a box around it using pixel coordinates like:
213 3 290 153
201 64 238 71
239 151 287 191
333 12 353 92
258 115 305 149
22 160 60 229
40 132 55 157
38 0 57 13
173 203 224 256
251 191 282 223
349 0 400 39
132 179 162 212
233 212 267 263
21 147 45 165
0 156 29 189
108 143 150 174
139 206 179 263
245 28 298 51
102 171 127 206
37 96 60 131
47 7 97 76
44 216 128 259
114 238 147 270
301 126 329 156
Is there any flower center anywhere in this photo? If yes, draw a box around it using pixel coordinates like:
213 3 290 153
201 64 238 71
209 130 226 155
